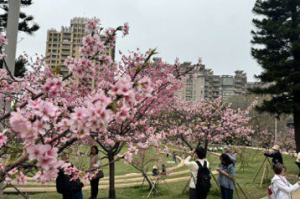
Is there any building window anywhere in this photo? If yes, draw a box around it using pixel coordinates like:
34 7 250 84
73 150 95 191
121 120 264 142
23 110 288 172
223 78 234 86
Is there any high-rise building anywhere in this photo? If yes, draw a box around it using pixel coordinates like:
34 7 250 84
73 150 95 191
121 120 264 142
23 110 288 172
204 69 247 101
45 17 115 76
176 62 247 101
176 62 205 101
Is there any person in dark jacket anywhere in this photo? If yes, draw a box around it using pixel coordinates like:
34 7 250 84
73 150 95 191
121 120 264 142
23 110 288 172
264 145 283 167
152 165 159 176
56 155 84 199
161 164 167 175
56 168 84 199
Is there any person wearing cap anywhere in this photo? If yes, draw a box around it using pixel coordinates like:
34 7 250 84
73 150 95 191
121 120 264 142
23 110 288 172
264 145 283 167
152 165 159 176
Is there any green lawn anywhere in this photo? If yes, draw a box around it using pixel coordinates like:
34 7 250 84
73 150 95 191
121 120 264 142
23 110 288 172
4 148 300 199
67 145 174 176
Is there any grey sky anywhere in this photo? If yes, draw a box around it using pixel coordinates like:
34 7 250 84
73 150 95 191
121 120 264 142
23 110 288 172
16 0 260 81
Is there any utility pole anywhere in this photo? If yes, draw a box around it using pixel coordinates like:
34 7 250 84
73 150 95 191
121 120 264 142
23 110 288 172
5 0 21 76
0 2 21 196
0 0 21 126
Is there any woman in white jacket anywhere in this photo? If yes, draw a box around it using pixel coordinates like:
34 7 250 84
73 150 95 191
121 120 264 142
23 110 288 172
296 151 300 179
271 163 300 199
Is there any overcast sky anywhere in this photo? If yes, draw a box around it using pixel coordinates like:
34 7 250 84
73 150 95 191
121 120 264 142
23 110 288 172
16 0 260 81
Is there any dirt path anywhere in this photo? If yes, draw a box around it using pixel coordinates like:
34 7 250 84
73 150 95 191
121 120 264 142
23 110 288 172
4 153 221 194
4 156 189 193
293 189 300 198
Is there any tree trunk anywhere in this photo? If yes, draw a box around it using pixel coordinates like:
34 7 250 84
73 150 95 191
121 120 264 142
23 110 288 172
108 154 116 199
142 172 153 189
294 109 300 152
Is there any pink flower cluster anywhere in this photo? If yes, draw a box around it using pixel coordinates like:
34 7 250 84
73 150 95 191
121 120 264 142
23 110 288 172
85 18 100 32
5 168 26 185
80 34 105 57
27 144 63 183
0 130 7 147
0 34 7 46
104 28 116 47
65 57 95 79
122 22 129 37
69 93 112 138
43 77 65 97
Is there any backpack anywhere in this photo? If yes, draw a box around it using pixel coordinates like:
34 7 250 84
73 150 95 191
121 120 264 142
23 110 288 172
194 161 211 193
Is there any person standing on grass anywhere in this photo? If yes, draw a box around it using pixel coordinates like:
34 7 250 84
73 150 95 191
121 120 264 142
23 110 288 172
152 165 159 176
173 151 177 163
217 153 235 199
56 154 84 199
185 147 211 199
296 151 300 179
161 164 167 175
224 146 237 164
89 146 101 199
270 163 300 199
264 145 283 167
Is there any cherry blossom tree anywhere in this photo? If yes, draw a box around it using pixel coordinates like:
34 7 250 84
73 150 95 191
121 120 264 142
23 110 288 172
255 128 296 152
87 54 198 198
157 97 256 151
277 128 296 152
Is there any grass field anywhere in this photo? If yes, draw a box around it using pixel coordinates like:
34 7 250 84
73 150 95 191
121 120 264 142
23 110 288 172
4 148 300 199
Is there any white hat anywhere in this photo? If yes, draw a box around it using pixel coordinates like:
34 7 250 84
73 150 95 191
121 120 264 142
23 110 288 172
272 145 280 151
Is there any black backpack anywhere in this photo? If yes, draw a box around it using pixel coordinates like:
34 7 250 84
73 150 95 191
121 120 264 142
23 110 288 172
195 161 211 193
